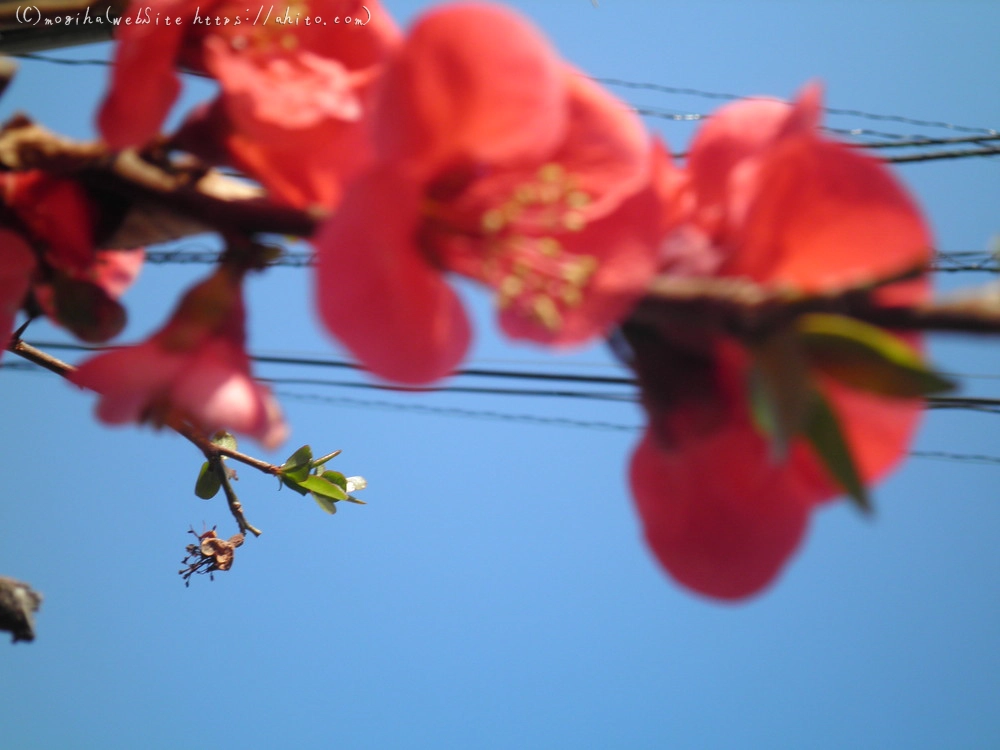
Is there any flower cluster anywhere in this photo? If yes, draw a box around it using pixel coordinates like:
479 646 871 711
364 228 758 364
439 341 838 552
0 0 940 599
0 170 144 350
624 85 932 598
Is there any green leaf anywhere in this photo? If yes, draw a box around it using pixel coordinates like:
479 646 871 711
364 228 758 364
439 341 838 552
747 366 778 438
194 461 221 499
748 328 811 459
343 495 367 505
299 475 349 501
281 476 309 495
280 444 313 482
211 431 237 452
320 470 348 491
312 494 338 514
798 314 954 398
804 389 871 514
310 450 342 469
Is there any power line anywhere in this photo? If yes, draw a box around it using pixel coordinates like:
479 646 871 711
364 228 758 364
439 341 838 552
635 105 954 145
932 251 999 274
885 146 1000 164
23 340 641 386
909 450 1000 466
862 134 1000 149
595 77 999 136
13 52 998 144
259 376 637 403
5 360 1000 465
12 344 1000 411
926 396 1000 415
12 52 110 66
139 248 1000 275
275 391 641 432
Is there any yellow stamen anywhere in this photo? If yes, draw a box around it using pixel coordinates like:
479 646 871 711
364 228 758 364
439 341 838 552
561 286 583 307
538 237 561 257
538 163 565 184
481 208 505 233
562 211 585 232
531 296 563 331
499 275 524 299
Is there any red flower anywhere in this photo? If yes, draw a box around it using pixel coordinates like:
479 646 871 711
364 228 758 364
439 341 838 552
2 171 145 342
99 0 400 209
628 84 932 600
314 3 660 384
3 171 94 273
70 267 287 449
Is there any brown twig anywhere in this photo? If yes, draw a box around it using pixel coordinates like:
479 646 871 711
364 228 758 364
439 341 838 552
0 117 321 248
6 338 275 534
209 454 262 538
638 271 1000 338
170 419 281 477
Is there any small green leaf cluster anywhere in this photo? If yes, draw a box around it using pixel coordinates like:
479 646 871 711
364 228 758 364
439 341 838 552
193 432 239 499
278 444 367 514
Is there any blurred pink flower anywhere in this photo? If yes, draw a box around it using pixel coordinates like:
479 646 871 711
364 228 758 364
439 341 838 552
314 3 660 384
70 267 287 449
628 84 932 600
99 0 400 209
2 171 144 341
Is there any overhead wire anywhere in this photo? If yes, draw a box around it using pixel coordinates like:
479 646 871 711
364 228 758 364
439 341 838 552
141 248 1000 274
594 76 999 135
11 52 999 145
4 56 999 464
3 360 999 466
10 343 1000 413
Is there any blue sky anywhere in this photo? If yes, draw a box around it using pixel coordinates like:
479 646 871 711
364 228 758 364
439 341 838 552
1 1 999 748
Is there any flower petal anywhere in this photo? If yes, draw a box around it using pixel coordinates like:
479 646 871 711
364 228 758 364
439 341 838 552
630 426 813 600
724 135 932 291
374 3 565 172
172 342 288 449
684 97 798 231
626 336 921 600
70 343 184 425
288 0 401 70
314 166 471 384
546 71 651 220
92 249 144 299
97 1 191 149
204 40 364 130
817 371 924 497
5 173 95 274
194 61 378 209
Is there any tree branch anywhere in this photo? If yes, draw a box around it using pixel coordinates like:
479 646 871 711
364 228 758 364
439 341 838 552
209 453 262 538
0 576 42 643
637 271 1000 338
7 338 275 534
0 116 320 248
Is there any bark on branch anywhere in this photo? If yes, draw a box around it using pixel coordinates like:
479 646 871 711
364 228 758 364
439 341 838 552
638 272 1000 338
0 115 320 248
0 576 42 643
